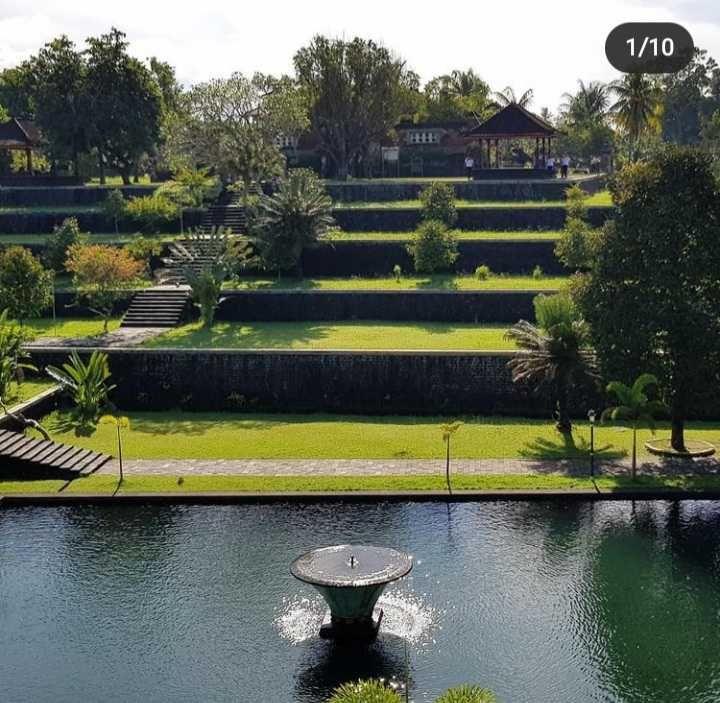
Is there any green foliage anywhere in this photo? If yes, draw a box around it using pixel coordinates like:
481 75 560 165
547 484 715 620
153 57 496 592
123 236 162 271
46 350 115 424
602 373 668 478
434 685 497 703
419 182 457 226
392 264 402 282
327 680 401 703
294 36 415 179
157 167 220 232
100 189 126 234
555 185 597 270
124 194 180 233
42 217 85 272
610 73 662 159
0 246 53 321
0 309 36 401
506 292 597 433
575 147 720 451
532 265 543 280
474 265 491 280
421 69 494 122
248 169 334 274
406 220 458 274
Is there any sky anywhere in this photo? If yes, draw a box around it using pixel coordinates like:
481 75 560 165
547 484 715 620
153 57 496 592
1 0 719 112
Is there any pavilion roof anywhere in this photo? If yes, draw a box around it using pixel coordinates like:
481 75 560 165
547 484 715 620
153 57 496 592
466 103 559 138
0 118 42 149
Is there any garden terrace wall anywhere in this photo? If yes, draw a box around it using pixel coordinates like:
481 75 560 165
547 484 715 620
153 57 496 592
301 239 565 276
326 175 606 203
27 346 598 416
217 290 548 323
0 208 203 234
331 206 613 232
0 185 158 207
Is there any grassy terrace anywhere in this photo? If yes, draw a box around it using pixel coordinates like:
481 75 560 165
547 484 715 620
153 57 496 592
24 318 121 339
145 321 515 350
26 411 720 461
0 233 181 245
226 275 567 291
326 229 563 241
333 191 612 209
0 379 55 413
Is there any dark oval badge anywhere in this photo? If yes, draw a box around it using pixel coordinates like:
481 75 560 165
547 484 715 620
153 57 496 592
606 22 694 73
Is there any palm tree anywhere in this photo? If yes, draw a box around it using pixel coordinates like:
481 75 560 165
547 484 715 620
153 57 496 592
100 414 130 483
601 373 667 480
561 80 609 125
610 73 662 158
493 86 533 108
505 293 597 434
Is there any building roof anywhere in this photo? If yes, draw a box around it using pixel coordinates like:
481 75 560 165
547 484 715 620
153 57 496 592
395 120 471 131
0 118 42 149
465 104 559 138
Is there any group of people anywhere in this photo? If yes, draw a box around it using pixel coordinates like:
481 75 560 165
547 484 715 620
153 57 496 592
463 154 572 179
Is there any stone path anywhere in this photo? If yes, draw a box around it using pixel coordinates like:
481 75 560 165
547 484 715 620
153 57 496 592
27 326 166 349
97 456 720 477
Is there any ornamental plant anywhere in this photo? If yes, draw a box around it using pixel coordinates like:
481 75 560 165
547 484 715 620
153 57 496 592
100 189 126 235
419 181 457 226
124 193 180 234
65 243 144 331
406 220 458 274
0 246 53 322
42 217 86 272
0 309 35 402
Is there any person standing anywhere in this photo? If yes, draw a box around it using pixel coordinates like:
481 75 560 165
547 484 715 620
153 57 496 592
546 156 555 177
464 154 475 180
560 155 570 178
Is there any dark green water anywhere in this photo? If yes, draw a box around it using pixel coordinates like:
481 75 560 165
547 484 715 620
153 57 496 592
1 500 720 702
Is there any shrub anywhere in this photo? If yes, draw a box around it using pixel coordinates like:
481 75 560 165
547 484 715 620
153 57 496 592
157 167 221 233
555 184 596 270
42 217 86 272
328 680 401 703
125 194 180 234
0 246 53 322
406 220 459 273
248 168 334 275
100 189 126 235
419 182 457 226
0 309 35 402
392 264 402 282
124 236 163 273
474 265 491 280
435 685 497 703
66 244 144 331
532 265 543 279
46 350 115 425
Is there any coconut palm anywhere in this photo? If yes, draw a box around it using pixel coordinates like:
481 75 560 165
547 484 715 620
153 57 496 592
493 86 533 108
610 73 662 158
601 373 667 480
561 80 609 125
505 293 597 434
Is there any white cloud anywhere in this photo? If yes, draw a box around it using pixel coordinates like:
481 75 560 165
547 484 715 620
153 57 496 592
0 0 719 110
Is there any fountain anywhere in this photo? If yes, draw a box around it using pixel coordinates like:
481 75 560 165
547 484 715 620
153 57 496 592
291 544 413 640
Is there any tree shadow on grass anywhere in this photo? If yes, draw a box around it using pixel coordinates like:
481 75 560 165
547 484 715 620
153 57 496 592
129 412 297 436
519 433 626 461
416 275 458 290
233 277 320 291
45 413 97 438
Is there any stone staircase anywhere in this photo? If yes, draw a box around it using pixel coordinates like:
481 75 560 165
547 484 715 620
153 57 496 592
199 204 247 234
120 288 191 328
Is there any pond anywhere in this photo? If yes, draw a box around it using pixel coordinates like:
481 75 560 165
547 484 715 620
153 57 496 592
1 500 720 702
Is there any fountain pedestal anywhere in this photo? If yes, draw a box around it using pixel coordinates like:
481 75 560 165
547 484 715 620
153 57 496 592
291 544 413 641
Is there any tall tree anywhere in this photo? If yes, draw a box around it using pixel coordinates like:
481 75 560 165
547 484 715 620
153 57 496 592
575 147 720 452
493 86 533 108
166 72 307 187
294 35 415 179
560 80 609 125
84 28 162 184
610 73 662 159
0 66 34 119
423 69 493 122
26 36 87 176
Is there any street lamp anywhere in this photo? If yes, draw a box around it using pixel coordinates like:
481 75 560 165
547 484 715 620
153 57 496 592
588 409 597 477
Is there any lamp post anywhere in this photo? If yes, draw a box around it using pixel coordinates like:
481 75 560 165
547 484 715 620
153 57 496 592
588 409 596 477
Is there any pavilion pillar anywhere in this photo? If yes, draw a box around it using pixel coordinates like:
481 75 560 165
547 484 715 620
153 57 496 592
535 137 539 166
486 139 491 169
26 148 32 173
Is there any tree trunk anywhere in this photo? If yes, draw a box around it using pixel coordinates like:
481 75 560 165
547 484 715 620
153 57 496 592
671 412 686 452
631 425 637 480
119 165 131 186
445 438 452 495
555 377 572 433
99 153 106 185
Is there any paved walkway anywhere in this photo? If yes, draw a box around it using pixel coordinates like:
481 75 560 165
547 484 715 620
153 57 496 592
96 456 720 477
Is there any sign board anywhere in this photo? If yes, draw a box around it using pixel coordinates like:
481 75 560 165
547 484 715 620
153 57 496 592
382 147 400 162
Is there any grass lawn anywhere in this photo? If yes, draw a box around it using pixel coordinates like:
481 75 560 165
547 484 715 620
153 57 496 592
327 230 563 241
145 321 515 350
85 175 153 186
333 191 612 209
0 232 181 245
0 205 100 214
4 473 720 496
23 318 121 339
0 379 55 413
322 174 600 186
27 411 720 461
225 275 567 291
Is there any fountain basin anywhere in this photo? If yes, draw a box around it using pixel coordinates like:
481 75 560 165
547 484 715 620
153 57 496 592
290 544 413 640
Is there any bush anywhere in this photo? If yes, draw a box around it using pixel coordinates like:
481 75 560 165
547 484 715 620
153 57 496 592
124 236 163 271
532 265 543 279
0 246 53 322
42 217 85 272
100 189 126 235
419 181 457 226
328 680 401 703
0 309 35 402
474 265 491 280
555 184 596 270
406 220 459 273
435 686 497 703
393 264 402 282
125 194 180 234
